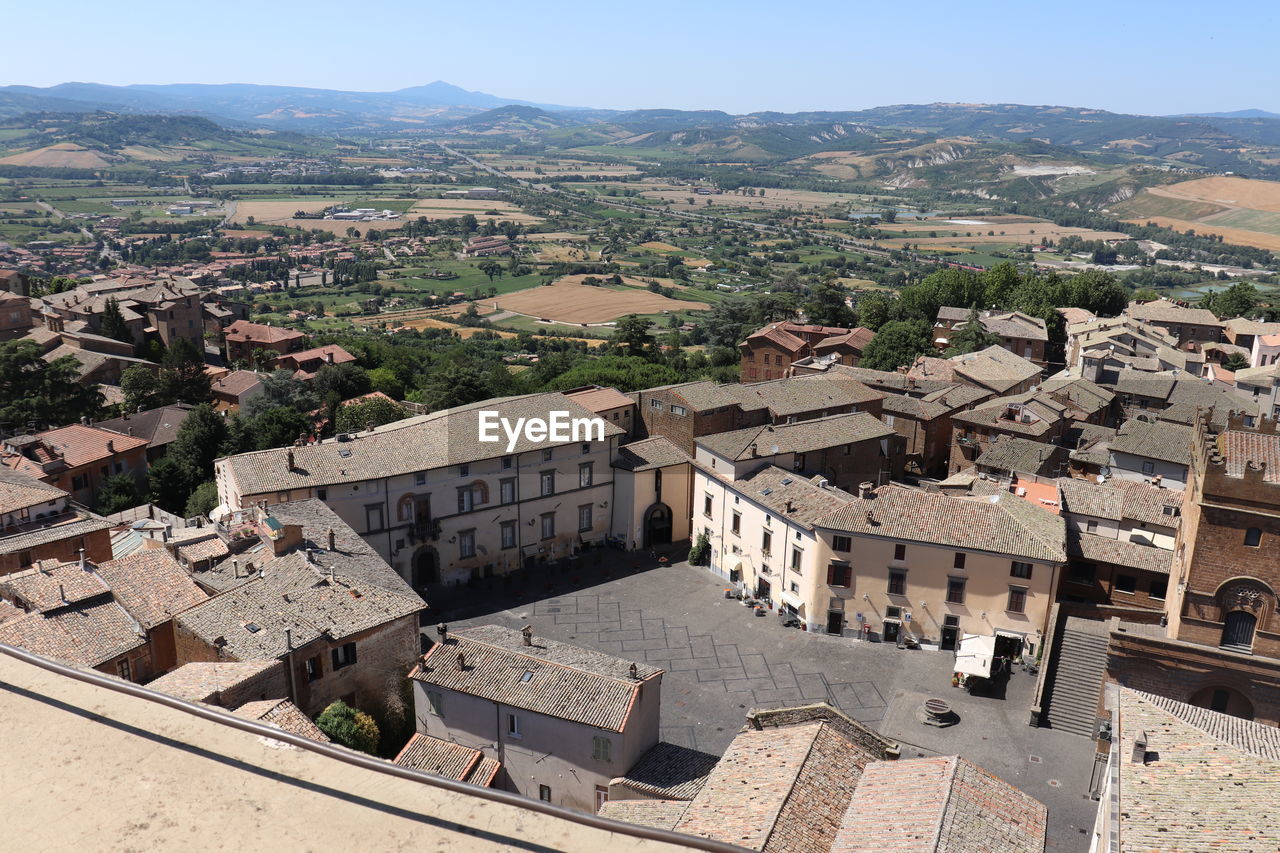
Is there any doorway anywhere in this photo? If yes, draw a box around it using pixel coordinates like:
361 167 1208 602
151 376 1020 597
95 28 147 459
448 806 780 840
412 547 438 588
755 577 771 601
643 503 672 547
1221 611 1257 651
993 632 1024 660
826 610 845 636
940 616 960 651
882 620 901 644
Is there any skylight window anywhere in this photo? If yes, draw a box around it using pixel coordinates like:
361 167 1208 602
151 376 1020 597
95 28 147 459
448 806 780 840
520 671 534 683
338 448 352 458
244 622 260 633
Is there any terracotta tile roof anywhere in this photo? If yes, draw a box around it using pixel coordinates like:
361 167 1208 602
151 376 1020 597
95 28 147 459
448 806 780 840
212 369 264 398
597 800 689 831
913 346 1042 394
727 465 860 529
274 344 357 370
1125 298 1222 327
1112 687 1280 852
16 424 148 469
0 560 111 609
392 733 500 786
0 598 145 667
609 742 719 801
697 412 894 462
0 467 67 515
221 393 624 496
952 392 1068 437
0 516 114 556
812 327 875 352
1057 478 1182 526
411 625 660 733
938 307 1049 342
817 484 1066 563
975 436 1066 476
143 660 283 703
95 550 208 629
612 437 692 472
233 699 330 743
832 756 1047 853
1067 530 1173 574
1217 429 1280 483
95 404 196 449
224 320 305 345
565 386 635 413
743 324 809 353
659 376 882 418
1110 419 1193 466
175 535 231 564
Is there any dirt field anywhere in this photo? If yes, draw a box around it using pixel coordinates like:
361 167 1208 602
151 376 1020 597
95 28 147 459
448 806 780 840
1110 176 1280 250
230 199 411 232
0 143 115 168
476 154 638 180
408 198 542 224
535 244 600 262
877 215 1128 248
392 314 606 346
491 275 709 324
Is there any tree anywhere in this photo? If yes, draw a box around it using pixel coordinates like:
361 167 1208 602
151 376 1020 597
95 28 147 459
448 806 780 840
858 320 933 371
544 355 681 393
855 292 894 331
804 281 856 328
1223 352 1251 372
95 474 141 515
611 314 655 355
245 370 318 418
334 396 407 434
944 306 1001 356
252 406 310 451
1204 281 1259 320
313 362 371 402
158 337 211 405
367 366 404 400
478 260 503 282
315 700 380 755
99 298 133 346
184 481 220 519
166 404 227 482
417 362 495 411
147 456 195 514
0 341 104 431
120 366 162 413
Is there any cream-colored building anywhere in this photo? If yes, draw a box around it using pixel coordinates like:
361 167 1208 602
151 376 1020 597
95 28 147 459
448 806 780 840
215 393 627 591
694 463 1065 657
610 437 693 550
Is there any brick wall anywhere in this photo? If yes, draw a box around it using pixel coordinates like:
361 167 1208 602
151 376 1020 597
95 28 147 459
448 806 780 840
291 616 420 718
740 343 802 383
0 526 112 576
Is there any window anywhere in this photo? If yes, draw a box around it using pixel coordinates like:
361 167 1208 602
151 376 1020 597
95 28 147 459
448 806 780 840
1070 563 1095 584
1148 578 1168 600
832 535 852 553
953 552 966 570
1141 461 1155 475
459 529 476 559
731 512 741 535
540 470 555 497
578 504 592 532
579 462 594 488
117 659 131 681
946 577 966 605
542 449 553 462
540 513 555 540
670 405 687 416
893 543 906 561
502 456 513 469
1244 527 1262 547
649 398 662 409
793 453 805 471
278 491 289 502
703 494 713 517
365 503 384 532
331 642 357 670
415 472 426 486
1086 519 1098 533
790 547 802 572
789 581 800 593
761 530 772 555
1115 574 1136 594
426 690 444 716
539 785 552 802
70 474 88 491
1162 505 1179 518
827 563 851 587
500 478 516 505
508 713 521 738
885 605 902 619
1007 586 1027 614
595 786 609 811
581 443 591 455
317 487 327 501
501 520 517 550
888 571 906 596
305 655 322 682
1011 561 1033 580
592 736 612 762
457 486 475 513
459 464 469 477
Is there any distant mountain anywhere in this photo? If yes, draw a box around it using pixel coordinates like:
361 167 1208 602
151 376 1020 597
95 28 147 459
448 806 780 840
0 81 592 131
1176 109 1280 119
445 105 581 135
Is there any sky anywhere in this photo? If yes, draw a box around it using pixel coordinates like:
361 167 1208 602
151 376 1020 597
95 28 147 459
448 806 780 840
5 0 1277 115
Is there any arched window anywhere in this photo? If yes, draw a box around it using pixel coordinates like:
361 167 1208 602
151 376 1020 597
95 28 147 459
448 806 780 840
471 480 489 506
1244 527 1262 547
1221 610 1257 651
397 493 415 522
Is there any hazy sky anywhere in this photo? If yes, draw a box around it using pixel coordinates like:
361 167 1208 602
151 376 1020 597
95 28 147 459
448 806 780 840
6 0 1275 115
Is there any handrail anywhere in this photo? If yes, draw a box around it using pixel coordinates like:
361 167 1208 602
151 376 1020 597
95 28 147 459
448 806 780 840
0 641 746 853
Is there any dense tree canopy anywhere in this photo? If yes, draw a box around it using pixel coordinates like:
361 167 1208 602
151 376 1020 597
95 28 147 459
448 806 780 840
0 341 104 430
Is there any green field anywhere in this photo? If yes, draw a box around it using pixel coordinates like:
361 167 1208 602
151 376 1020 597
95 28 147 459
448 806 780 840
1199 208 1280 236
1109 191 1228 222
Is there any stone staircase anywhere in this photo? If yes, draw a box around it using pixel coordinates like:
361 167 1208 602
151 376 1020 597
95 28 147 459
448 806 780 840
1040 617 1109 738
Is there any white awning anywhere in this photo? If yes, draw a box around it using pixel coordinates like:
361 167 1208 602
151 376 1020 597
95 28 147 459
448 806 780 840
995 629 1025 641
780 591 804 611
954 633 996 678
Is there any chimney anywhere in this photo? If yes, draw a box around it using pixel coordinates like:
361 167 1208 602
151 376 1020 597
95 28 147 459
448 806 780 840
78 548 86 571
784 500 794 513
284 628 292 651
1131 731 1149 764
327 528 335 551
80 416 89 426
305 547 313 564
749 443 758 457
325 349 334 364
629 662 638 679
365 420 375 434
522 624 533 646
232 559 239 578
127 426 134 437
457 651 466 670
858 482 874 499
437 623 449 643
58 583 66 602
286 449 295 472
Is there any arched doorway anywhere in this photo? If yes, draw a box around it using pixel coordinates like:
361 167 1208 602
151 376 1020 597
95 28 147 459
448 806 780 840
1190 685 1254 720
643 503 672 547
412 546 439 589
1221 610 1257 651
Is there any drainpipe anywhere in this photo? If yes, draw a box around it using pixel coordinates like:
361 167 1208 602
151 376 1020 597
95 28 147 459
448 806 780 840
283 628 298 705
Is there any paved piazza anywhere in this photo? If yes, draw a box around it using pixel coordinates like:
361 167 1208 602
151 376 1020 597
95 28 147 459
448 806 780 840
433 553 1100 851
